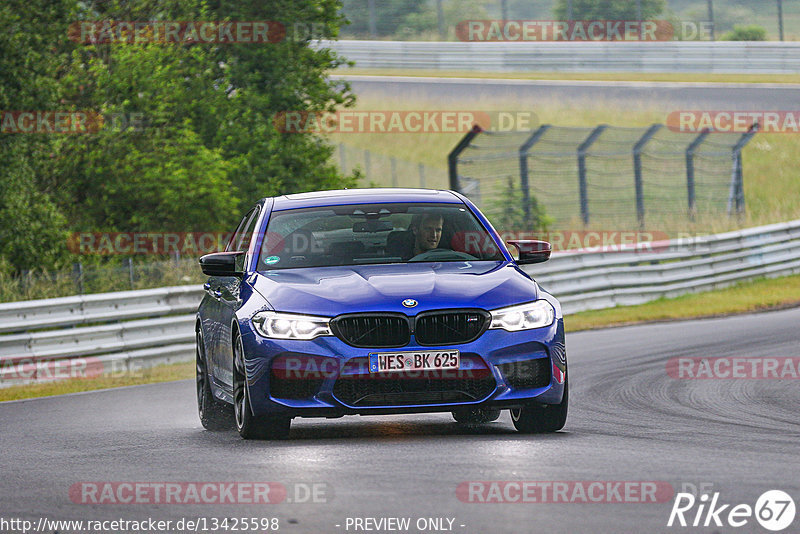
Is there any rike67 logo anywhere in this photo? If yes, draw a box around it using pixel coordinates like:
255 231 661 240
668 490 796 531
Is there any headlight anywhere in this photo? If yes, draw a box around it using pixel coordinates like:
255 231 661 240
251 311 332 340
489 300 555 331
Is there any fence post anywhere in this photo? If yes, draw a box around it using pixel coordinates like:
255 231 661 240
390 157 398 187
685 128 710 220
448 125 483 193
632 124 662 228
729 123 758 216
127 257 135 289
72 262 83 295
577 125 607 226
518 125 551 225
418 163 425 188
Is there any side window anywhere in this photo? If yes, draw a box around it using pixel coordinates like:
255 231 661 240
226 207 260 252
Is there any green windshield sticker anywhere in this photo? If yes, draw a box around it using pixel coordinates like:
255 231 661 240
264 256 280 265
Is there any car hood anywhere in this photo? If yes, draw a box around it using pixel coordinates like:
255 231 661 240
250 261 539 317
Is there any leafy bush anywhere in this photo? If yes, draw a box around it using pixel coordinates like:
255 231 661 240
721 25 767 41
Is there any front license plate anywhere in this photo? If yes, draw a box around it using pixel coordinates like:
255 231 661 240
369 350 460 373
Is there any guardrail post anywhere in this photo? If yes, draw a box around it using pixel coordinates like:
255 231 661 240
729 123 758 216
518 125 551 225
448 125 483 193
577 125 607 226
685 128 710 220
633 124 663 228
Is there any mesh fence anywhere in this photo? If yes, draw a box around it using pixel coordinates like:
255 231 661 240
454 125 755 230
0 258 204 303
335 143 449 190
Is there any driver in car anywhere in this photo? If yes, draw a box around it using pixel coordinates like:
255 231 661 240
411 213 444 256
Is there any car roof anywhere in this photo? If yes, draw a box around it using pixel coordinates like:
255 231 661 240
269 188 463 211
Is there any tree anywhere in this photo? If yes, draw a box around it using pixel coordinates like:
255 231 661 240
553 0 666 20
0 0 74 274
0 0 359 274
485 176 552 232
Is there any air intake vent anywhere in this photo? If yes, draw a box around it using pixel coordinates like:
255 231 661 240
497 359 551 390
333 357 496 407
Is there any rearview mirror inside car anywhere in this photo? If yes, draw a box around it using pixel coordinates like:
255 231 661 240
353 220 394 233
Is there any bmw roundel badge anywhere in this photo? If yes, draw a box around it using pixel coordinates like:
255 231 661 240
402 299 418 308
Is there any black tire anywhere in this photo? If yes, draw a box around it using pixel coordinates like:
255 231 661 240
196 328 234 430
510 376 569 433
233 332 291 440
452 407 501 424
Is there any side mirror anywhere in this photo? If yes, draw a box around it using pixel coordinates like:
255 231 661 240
507 240 551 265
199 251 246 277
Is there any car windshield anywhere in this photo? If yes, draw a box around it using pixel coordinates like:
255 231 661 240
257 202 505 270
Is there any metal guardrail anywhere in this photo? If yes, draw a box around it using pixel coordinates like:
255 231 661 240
0 285 201 334
527 219 800 313
2 219 800 386
0 286 202 386
324 40 800 74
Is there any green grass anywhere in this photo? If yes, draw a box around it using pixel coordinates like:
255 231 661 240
566 273 800 332
0 361 194 402
340 68 800 85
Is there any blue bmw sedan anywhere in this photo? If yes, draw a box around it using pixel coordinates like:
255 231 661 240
196 188 567 439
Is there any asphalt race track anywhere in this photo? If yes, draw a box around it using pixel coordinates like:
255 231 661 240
332 74 800 111
1 308 798 534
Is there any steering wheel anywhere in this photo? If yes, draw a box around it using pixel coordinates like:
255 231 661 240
409 248 477 262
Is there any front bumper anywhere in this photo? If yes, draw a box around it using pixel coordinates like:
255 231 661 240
239 318 566 418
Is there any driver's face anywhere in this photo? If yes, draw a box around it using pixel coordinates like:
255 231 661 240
415 217 443 251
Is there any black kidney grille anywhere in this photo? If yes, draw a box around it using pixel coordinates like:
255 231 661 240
415 311 489 345
332 314 410 348
497 359 551 390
